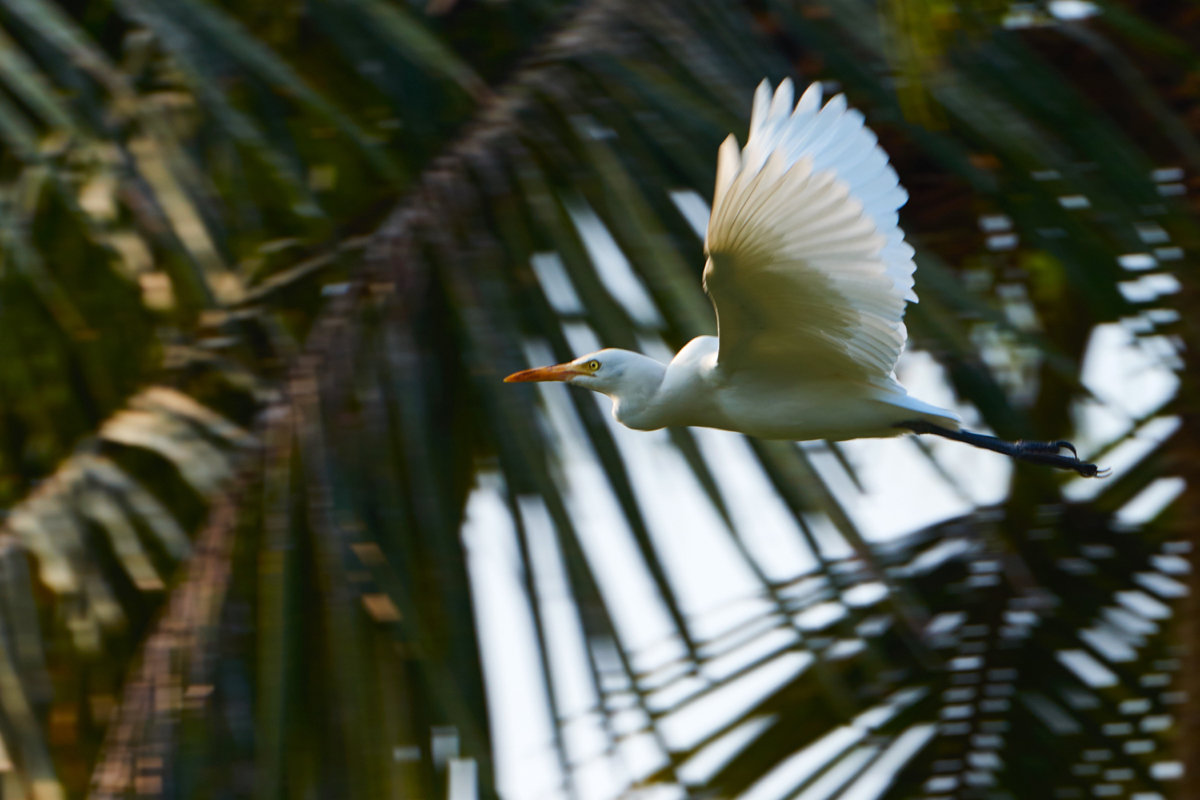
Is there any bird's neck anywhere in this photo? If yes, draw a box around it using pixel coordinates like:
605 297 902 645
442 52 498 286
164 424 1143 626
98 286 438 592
607 357 668 431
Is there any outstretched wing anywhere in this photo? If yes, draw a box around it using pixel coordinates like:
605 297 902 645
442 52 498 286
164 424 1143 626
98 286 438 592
704 79 916 385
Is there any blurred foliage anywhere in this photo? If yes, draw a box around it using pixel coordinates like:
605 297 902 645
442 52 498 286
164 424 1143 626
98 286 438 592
0 0 1192 798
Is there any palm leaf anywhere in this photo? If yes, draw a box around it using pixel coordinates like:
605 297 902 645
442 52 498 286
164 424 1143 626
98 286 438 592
0 1 1189 798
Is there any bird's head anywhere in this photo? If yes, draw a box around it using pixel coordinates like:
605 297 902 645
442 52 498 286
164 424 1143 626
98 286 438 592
503 348 660 396
504 349 616 391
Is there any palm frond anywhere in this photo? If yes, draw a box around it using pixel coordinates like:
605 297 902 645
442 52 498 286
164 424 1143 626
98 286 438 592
0 0 1190 798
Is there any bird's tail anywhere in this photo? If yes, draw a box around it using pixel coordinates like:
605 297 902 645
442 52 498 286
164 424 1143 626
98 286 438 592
887 391 962 431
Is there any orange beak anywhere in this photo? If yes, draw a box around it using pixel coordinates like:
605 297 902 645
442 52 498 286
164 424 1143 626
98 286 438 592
503 362 586 383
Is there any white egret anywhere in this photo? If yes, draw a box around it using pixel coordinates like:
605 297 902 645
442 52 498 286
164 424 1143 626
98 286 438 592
506 79 1105 478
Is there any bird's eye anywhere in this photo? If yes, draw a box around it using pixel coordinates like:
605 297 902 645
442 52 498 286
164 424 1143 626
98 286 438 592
587 360 600 372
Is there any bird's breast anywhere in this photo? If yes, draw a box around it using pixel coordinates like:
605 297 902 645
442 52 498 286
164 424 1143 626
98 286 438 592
704 378 920 441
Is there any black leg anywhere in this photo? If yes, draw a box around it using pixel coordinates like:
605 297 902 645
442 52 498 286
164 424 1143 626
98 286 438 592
896 421 1110 478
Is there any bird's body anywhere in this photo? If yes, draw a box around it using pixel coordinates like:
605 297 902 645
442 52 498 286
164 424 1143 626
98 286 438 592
589 338 957 441
506 78 1104 477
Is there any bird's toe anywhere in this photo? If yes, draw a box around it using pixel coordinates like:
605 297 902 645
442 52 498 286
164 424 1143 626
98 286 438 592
1016 439 1078 457
1071 461 1111 479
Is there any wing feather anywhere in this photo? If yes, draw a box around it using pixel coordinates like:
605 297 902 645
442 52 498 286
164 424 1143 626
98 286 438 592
704 79 918 384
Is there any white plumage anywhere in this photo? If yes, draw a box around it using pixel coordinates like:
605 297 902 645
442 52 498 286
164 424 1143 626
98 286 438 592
706 79 914 382
506 78 1103 476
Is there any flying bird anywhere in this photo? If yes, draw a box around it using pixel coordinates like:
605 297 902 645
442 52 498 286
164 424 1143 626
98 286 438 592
506 79 1106 478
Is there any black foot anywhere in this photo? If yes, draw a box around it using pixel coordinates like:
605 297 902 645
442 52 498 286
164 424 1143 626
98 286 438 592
1015 439 1077 459
898 421 1111 479
1013 440 1107 477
